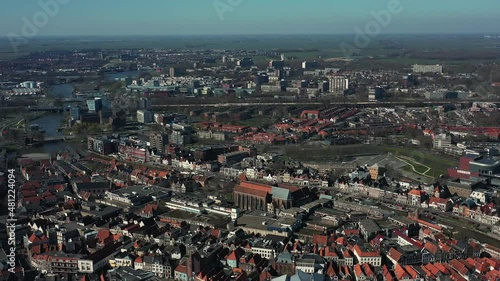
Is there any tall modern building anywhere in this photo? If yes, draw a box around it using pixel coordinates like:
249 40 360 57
269 60 285 69
137 97 152 111
412 64 443 74
149 133 168 154
302 61 318 69
237 58 253 67
101 97 112 109
328 76 349 93
137 110 154 124
368 87 384 101
70 106 82 120
169 67 177 78
86 98 103 112
319 81 329 93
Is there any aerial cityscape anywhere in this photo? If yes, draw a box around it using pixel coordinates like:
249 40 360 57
1 1 500 281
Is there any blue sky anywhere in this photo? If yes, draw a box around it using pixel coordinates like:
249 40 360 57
1 0 499 36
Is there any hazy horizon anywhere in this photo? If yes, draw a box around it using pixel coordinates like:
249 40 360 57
1 0 500 37
1 33 500 40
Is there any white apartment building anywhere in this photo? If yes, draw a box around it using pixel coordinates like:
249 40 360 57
328 76 349 93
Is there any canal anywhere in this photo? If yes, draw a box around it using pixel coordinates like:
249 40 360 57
28 83 76 153
106 70 141 81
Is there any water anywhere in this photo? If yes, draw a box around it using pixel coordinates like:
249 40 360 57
30 114 64 138
50 83 74 98
105 71 141 81
28 113 69 153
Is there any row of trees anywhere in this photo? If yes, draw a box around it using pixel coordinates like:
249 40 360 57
70 123 110 139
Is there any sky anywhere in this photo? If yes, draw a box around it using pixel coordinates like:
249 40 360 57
1 0 500 36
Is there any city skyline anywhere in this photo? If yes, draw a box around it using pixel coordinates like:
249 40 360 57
1 0 500 37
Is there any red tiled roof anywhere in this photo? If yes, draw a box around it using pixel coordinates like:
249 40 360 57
403 265 418 278
312 235 328 245
96 229 112 244
484 257 500 269
238 173 248 181
449 259 468 276
408 189 425 196
429 197 449 205
485 270 500 281
485 244 500 253
424 263 441 276
394 264 410 280
344 229 359 236
324 247 337 257
326 262 336 277
387 248 402 262
227 251 238 261
335 237 347 246
424 242 439 255
433 263 450 275
234 181 271 198
353 264 364 277
276 183 301 192
353 245 380 257
439 241 452 253
31 245 42 254
259 270 274 281
420 264 435 278
210 229 221 238
24 196 43 203
361 263 374 277
175 264 188 274
141 204 158 215
29 234 41 244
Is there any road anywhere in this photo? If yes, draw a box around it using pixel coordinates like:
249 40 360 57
394 156 432 177
151 99 500 108
0 117 25 146
0 117 24 132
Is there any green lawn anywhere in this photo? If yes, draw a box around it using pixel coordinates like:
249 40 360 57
401 164 427 175
379 146 457 176
278 144 457 176
401 161 429 174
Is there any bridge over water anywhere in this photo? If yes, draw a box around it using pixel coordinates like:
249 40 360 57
28 106 66 113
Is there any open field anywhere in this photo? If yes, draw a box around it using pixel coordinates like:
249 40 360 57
2 34 500 62
377 146 457 177
276 144 457 177
401 161 429 175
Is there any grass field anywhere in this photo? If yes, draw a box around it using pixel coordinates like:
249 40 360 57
277 144 457 176
378 146 457 176
401 160 429 174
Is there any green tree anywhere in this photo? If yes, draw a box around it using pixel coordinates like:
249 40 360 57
53 98 64 107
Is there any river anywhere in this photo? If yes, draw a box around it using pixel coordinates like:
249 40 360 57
50 83 74 98
105 70 141 81
25 73 136 153
26 84 75 153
